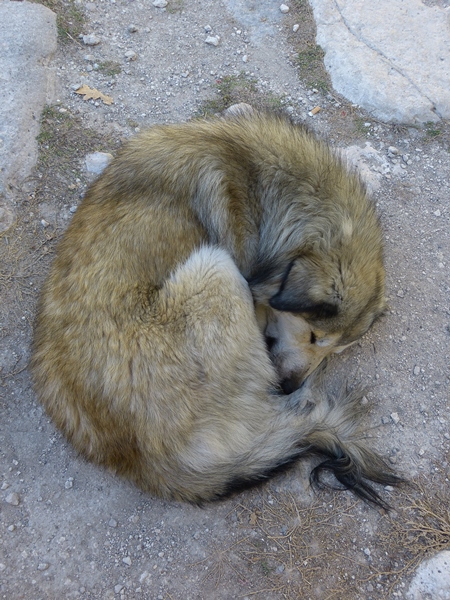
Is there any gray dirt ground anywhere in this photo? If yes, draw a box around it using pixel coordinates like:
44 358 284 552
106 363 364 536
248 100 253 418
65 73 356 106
0 1 449 599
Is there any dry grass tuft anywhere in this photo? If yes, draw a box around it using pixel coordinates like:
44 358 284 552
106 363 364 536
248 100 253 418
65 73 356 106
226 477 450 599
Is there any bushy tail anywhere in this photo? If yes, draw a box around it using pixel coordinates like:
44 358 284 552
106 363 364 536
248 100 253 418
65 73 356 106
297 381 404 510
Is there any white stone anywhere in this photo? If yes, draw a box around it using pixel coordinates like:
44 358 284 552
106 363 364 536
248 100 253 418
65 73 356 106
341 142 390 193
0 2 57 232
309 0 450 123
5 492 19 506
205 35 220 47
279 4 289 13
85 152 113 175
82 34 101 46
152 0 168 7
407 551 450 599
390 412 400 424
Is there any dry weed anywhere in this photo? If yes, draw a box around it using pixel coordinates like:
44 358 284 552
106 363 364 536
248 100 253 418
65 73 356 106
230 477 450 599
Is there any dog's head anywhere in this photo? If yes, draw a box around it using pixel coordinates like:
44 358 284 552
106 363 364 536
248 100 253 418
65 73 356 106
250 248 386 393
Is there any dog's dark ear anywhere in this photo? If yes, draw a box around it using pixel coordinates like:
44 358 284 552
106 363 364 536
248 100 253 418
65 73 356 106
269 259 340 318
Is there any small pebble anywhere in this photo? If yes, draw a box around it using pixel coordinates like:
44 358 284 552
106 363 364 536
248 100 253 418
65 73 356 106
108 518 118 528
433 209 441 216
5 492 20 506
152 0 168 7
1 483 10 490
115 585 124 593
128 25 138 33
397 289 405 298
364 548 371 556
64 478 73 490
82 34 101 46
293 24 299 32
37 563 50 571
390 412 400 424
85 152 113 175
279 4 290 13
413 365 420 376
123 556 132 566
205 35 220 47
124 50 137 61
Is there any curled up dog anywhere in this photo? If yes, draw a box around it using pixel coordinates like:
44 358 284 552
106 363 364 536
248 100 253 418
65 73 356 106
31 109 402 507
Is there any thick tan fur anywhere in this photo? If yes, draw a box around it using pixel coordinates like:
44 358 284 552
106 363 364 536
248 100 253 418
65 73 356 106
31 110 397 505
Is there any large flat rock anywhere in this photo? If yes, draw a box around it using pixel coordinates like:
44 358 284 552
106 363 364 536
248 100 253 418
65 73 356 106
407 551 450 599
0 1 56 231
310 0 450 123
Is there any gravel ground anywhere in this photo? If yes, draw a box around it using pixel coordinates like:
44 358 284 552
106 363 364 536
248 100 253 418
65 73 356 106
0 1 449 599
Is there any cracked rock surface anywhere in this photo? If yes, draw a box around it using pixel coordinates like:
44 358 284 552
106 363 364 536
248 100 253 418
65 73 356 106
310 0 450 123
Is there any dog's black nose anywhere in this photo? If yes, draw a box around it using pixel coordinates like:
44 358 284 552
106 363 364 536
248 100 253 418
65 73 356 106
280 375 303 395
265 335 277 352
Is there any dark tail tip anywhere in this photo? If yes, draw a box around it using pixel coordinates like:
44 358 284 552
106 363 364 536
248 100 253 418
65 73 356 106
309 453 405 511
